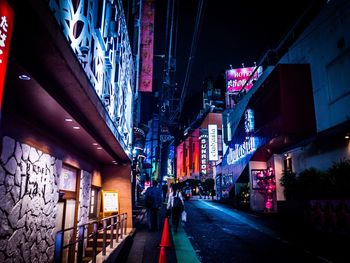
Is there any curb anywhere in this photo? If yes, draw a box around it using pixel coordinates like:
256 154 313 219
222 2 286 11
105 228 137 263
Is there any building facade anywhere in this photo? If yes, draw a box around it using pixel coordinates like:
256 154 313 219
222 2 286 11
220 0 350 213
176 113 222 184
0 0 136 262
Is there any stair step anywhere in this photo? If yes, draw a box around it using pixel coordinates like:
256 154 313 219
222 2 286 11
84 246 103 257
87 238 113 247
97 231 122 239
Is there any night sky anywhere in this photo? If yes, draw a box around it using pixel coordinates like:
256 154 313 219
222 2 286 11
141 0 315 125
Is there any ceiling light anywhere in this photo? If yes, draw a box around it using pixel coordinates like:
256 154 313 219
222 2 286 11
345 135 350 139
73 126 80 130
97 147 102 150
18 74 31 81
92 143 98 146
65 118 73 122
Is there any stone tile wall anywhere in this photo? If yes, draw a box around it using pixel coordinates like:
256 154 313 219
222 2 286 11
78 170 91 225
0 136 61 262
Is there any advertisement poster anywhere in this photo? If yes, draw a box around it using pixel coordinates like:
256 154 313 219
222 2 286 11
251 169 265 190
59 165 77 192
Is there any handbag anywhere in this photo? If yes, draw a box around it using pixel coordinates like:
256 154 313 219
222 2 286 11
181 210 187 222
173 192 184 211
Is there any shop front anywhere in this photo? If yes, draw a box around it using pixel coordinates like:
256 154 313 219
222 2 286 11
221 64 316 212
0 0 134 262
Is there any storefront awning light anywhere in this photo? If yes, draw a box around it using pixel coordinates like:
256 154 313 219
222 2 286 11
18 74 31 81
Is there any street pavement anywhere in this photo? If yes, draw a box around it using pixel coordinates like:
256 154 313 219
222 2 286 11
125 202 178 263
125 196 349 263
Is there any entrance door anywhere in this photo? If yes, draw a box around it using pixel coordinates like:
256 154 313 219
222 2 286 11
56 199 76 263
56 164 79 263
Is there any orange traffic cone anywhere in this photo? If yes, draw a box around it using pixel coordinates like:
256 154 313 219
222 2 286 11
158 246 167 263
159 217 172 247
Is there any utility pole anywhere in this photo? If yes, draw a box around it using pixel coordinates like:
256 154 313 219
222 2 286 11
157 0 177 184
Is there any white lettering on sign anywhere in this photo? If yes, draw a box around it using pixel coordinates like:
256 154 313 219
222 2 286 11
208 124 218 161
199 135 208 175
227 109 256 165
0 15 8 63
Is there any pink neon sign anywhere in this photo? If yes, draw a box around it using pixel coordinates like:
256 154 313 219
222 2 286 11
139 0 155 92
226 66 262 93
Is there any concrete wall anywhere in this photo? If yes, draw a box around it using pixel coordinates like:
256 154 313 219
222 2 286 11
279 0 350 133
102 165 133 228
271 155 285 202
284 143 350 174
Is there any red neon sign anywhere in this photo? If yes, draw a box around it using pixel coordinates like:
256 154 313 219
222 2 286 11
0 0 14 109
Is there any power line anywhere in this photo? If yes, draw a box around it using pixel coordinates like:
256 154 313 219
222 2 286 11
171 0 207 123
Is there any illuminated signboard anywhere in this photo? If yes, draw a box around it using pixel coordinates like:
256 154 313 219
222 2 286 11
199 131 208 177
0 1 14 110
167 145 174 176
102 191 119 213
226 66 263 93
208 124 219 161
227 109 256 164
139 0 155 92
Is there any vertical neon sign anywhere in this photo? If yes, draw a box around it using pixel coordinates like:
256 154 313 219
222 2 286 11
208 124 218 161
0 0 14 111
139 0 155 92
227 109 256 164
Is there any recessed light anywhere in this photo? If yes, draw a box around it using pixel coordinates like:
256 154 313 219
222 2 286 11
97 147 102 150
92 143 98 146
345 135 350 139
65 118 73 122
18 74 31 81
73 126 80 130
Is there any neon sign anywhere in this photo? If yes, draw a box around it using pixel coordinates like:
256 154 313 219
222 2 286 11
0 1 14 110
227 109 256 164
199 134 208 175
226 66 263 93
208 124 218 161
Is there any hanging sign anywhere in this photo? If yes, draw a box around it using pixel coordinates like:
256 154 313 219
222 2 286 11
208 124 218 161
0 0 14 110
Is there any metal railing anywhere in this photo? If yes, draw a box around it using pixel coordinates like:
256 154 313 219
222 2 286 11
54 213 128 263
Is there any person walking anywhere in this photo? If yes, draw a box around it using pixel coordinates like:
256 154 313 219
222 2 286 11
167 184 184 232
144 180 162 231
161 183 168 202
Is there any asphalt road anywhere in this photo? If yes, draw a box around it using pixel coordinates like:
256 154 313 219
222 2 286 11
182 198 347 263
